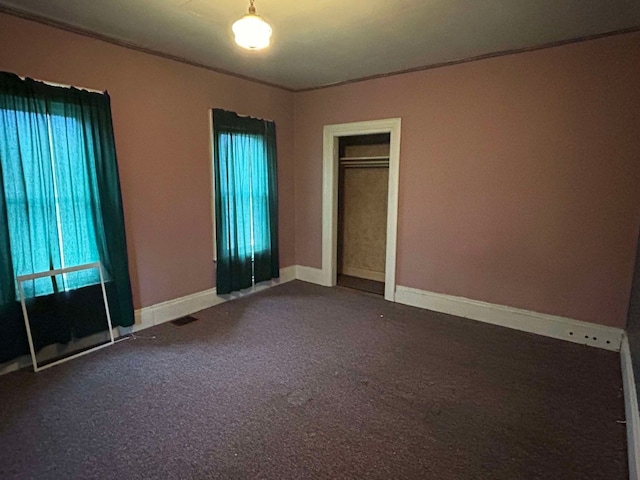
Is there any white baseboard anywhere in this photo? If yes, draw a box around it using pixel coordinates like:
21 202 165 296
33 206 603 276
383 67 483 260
279 265 297 283
395 285 623 351
131 265 298 332
295 265 326 286
622 335 640 480
0 326 124 375
0 266 298 376
132 287 222 331
4 266 624 376
340 266 385 282
0 355 31 376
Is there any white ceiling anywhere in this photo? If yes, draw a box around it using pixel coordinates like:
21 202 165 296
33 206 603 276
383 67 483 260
1 0 639 91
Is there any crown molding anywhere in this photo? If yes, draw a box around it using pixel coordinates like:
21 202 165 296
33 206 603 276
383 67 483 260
0 5 294 93
2 5 639 93
298 25 640 92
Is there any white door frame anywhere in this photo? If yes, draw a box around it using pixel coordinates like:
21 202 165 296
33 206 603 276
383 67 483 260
321 118 402 301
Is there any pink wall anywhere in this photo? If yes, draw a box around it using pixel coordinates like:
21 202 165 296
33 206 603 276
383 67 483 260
294 33 640 328
1 11 639 328
0 13 296 309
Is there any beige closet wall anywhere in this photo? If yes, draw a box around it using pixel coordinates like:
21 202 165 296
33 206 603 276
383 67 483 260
339 143 390 281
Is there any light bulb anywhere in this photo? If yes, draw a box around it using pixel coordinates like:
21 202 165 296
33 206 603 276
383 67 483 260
232 11 272 50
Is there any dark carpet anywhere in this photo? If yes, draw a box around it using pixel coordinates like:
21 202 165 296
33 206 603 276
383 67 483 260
337 274 385 296
0 281 627 479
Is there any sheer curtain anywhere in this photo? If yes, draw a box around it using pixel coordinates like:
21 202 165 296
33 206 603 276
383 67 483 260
212 109 279 294
0 72 134 363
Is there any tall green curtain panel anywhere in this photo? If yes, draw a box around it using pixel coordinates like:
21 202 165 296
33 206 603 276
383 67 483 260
212 109 279 294
0 72 134 364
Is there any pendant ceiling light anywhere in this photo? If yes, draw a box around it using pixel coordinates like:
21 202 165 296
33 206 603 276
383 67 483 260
232 0 272 50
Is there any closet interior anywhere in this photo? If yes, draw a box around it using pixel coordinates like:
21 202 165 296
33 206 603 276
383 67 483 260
337 133 390 296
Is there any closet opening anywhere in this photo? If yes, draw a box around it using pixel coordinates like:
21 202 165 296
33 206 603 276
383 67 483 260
322 117 401 301
336 133 390 296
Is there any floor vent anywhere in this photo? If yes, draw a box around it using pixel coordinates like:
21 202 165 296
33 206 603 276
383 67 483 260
171 315 198 326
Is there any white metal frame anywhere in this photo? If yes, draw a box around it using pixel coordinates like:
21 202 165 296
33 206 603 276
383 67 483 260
322 118 402 301
17 261 114 372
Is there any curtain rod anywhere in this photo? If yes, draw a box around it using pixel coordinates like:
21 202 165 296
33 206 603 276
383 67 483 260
18 74 104 94
236 112 274 122
214 108 274 123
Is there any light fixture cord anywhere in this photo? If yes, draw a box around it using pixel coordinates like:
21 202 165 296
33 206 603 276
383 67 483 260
249 0 256 14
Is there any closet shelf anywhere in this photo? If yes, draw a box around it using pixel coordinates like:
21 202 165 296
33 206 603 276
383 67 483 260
339 155 390 168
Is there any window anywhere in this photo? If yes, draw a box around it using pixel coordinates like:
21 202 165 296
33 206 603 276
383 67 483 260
1 107 100 298
212 109 279 294
216 131 271 257
4 107 103 297
0 72 135 365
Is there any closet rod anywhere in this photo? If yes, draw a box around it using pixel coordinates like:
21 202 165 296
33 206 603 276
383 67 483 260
340 160 389 168
339 155 389 161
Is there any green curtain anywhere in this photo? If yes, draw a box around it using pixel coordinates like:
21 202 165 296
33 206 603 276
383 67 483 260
212 109 279 294
0 72 134 364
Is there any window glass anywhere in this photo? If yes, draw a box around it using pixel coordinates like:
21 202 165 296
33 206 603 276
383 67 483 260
0 107 100 297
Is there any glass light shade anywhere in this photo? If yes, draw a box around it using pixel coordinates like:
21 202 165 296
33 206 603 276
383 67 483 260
232 14 272 50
